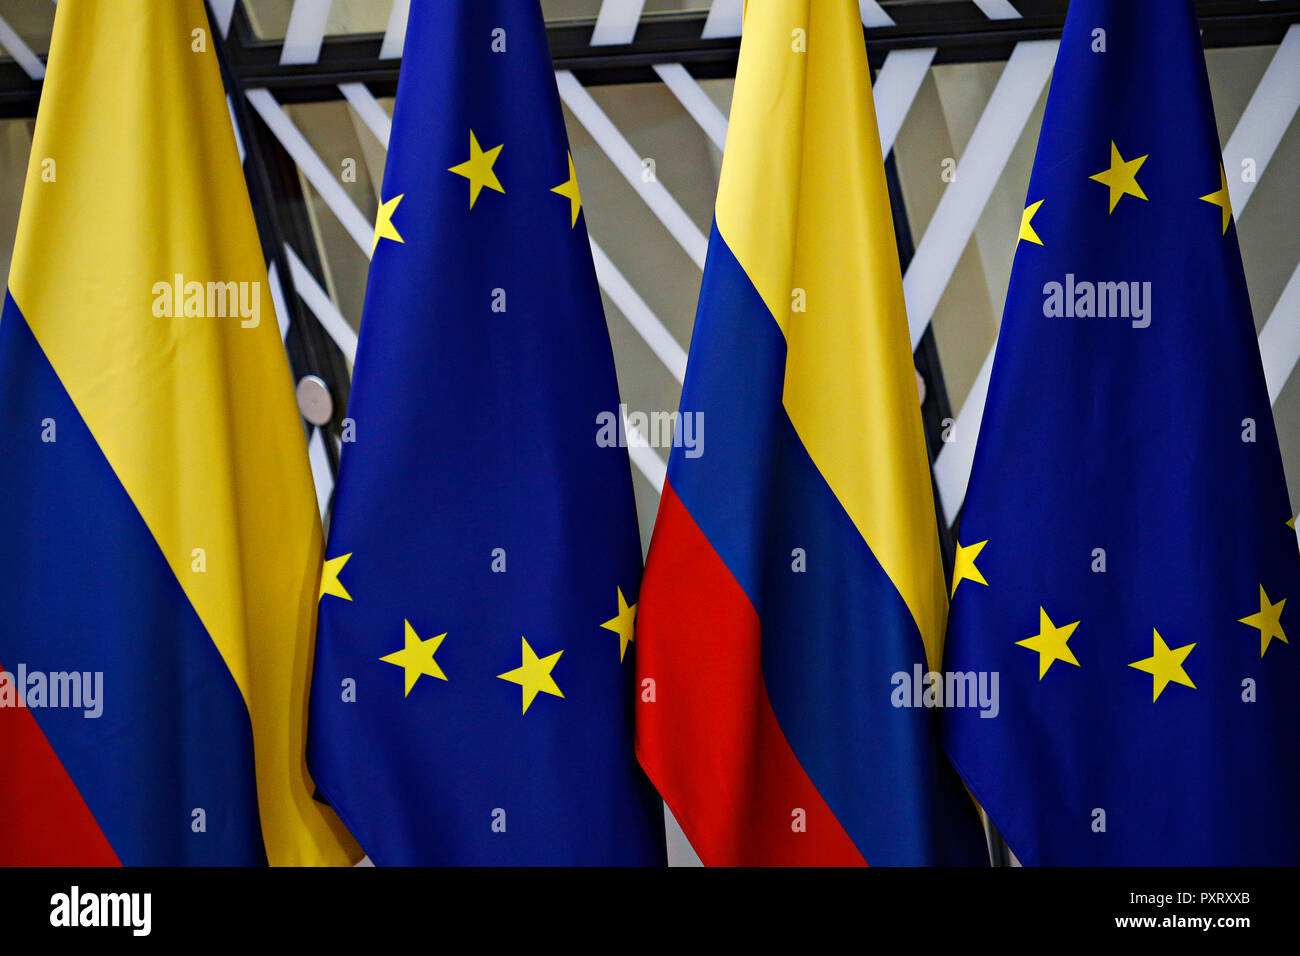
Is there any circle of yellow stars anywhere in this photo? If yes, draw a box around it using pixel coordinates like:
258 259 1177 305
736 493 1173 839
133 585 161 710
1014 138 1234 251
951 531 1292 702
993 134 1278 699
370 129 584 256
350 125 614 715
319 552 635 715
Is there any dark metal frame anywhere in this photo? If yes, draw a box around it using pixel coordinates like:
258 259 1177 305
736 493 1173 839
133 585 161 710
6 0 1294 116
225 0 1300 98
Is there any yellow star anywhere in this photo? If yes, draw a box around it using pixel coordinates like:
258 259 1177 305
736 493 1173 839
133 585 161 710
372 193 405 253
1128 629 1196 702
1199 164 1233 234
319 552 353 602
600 587 637 661
1287 516 1296 530
448 130 504 208
1238 585 1287 657
1018 199 1044 246
1089 141 1149 213
498 637 564 715
1016 607 1081 679
951 539 989 597
379 620 448 696
551 151 583 228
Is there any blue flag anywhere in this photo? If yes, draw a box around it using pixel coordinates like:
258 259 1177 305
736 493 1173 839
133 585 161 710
307 0 666 865
942 0 1300 865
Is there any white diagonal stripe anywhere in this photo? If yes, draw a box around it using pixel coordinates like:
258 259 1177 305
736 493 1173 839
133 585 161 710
859 1 894 28
209 0 237 38
874 48 937 158
702 0 743 39
281 0 333 65
973 0 1021 19
0 14 45 79
227 94 246 165
284 242 359 363
590 238 688 383
653 63 728 151
247 88 375 256
623 410 667 492
380 0 409 60
556 70 709 270
1226 25 1300 405
1223 24 1300 215
934 346 995 524
591 0 646 47
902 40 1058 349
339 82 392 149
1260 260 1300 406
267 260 292 341
308 427 335 519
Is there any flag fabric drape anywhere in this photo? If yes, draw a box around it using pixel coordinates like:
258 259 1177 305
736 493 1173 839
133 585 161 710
943 0 1300 865
634 0 987 866
0 0 357 866
306 0 666 866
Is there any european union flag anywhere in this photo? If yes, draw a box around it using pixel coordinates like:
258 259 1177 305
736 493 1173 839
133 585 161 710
942 0 1300 865
307 0 666 865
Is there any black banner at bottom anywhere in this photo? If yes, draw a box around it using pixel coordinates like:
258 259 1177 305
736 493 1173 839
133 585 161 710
0 865 1289 942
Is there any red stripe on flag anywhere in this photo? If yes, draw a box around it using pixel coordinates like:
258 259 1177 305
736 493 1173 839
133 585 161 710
0 664 120 865
634 483 866 865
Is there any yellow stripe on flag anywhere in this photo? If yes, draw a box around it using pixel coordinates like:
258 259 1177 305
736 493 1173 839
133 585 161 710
8 0 358 865
714 0 947 668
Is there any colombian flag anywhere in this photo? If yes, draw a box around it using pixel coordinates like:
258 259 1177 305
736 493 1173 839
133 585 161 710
634 0 987 865
0 0 358 865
